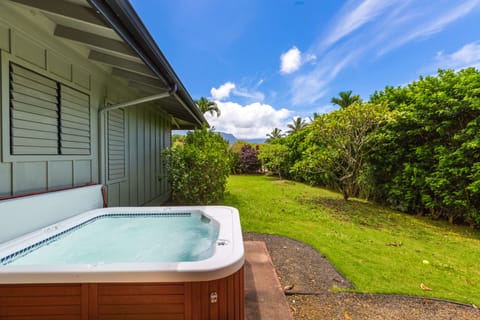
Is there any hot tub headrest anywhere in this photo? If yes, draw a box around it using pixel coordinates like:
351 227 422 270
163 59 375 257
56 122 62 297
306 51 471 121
0 185 104 244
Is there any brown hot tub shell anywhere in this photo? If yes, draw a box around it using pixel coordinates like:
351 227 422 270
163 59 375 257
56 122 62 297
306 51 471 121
0 266 244 320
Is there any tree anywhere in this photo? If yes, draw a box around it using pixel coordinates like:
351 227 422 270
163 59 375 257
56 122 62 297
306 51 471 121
331 90 361 109
306 102 389 201
266 128 284 142
309 112 321 122
286 117 307 135
196 97 220 117
258 144 289 178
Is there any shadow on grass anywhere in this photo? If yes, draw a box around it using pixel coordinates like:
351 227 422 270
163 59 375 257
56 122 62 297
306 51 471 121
296 195 480 240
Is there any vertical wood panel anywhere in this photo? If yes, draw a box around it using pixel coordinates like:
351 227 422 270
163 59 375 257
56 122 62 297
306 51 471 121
184 283 192 320
239 267 245 320
48 51 71 81
107 183 120 206
161 118 167 195
158 117 164 196
144 111 151 201
136 108 145 204
155 116 160 196
88 284 98 320
12 161 46 193
72 65 90 90
218 275 227 319
48 160 73 189
73 160 92 185
0 22 10 52
236 267 245 320
209 280 219 320
227 274 235 320
191 282 201 320
119 181 129 206
150 114 155 201
0 162 12 196
128 107 138 205
164 120 171 195
200 282 209 320
14 33 46 69
81 284 88 320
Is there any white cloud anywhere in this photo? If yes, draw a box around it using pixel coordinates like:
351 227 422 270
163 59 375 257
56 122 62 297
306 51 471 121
280 46 317 75
378 0 480 56
288 0 480 106
291 74 329 106
232 88 265 101
435 42 480 70
210 81 265 102
210 82 236 100
205 101 291 139
280 47 302 74
323 0 399 47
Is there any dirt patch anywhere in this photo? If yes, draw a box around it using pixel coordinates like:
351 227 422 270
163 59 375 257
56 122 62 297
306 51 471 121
243 232 480 320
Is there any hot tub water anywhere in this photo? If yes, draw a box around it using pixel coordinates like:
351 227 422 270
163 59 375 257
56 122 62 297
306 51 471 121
4 213 219 265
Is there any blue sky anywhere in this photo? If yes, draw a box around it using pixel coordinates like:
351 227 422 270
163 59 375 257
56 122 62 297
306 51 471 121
131 0 480 139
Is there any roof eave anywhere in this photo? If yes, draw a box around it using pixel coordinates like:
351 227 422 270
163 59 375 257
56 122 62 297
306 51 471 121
87 0 208 128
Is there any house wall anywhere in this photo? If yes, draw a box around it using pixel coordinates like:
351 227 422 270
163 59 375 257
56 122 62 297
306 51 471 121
0 2 172 206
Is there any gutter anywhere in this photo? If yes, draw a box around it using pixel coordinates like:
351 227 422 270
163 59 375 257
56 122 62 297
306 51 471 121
99 84 177 112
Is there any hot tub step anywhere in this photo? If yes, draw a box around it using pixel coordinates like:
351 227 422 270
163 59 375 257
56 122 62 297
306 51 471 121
244 241 294 320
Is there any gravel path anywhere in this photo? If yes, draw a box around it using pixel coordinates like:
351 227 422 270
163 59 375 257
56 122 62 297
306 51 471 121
243 232 480 320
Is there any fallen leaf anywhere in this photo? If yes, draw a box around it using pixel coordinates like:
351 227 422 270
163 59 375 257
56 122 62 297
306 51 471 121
283 284 294 291
386 242 403 247
344 311 352 320
420 283 432 291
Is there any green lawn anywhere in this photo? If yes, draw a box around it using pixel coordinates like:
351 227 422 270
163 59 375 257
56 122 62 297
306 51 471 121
221 174 480 305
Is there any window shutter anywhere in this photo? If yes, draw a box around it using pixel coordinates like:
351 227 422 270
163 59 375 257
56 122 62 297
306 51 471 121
59 85 91 155
107 109 126 180
10 64 59 155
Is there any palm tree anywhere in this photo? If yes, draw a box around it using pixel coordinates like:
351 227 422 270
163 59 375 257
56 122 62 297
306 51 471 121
196 97 220 117
309 112 321 122
330 90 361 109
286 117 307 135
266 128 284 142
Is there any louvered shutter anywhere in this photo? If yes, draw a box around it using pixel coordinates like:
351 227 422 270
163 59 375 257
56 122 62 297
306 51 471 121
10 64 59 155
60 85 91 155
107 109 126 180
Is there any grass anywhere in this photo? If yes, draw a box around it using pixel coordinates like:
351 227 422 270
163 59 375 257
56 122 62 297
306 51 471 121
221 174 480 305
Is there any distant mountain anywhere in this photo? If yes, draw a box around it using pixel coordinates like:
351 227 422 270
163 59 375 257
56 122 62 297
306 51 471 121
219 132 237 144
219 132 265 145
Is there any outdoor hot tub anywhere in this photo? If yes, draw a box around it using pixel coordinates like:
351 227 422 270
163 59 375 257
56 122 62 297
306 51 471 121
0 186 245 319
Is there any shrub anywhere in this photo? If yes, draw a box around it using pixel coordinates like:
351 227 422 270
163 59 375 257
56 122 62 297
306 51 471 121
238 144 261 173
163 127 230 204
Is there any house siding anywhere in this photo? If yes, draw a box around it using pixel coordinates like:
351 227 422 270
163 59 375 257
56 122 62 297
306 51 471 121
0 2 172 206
